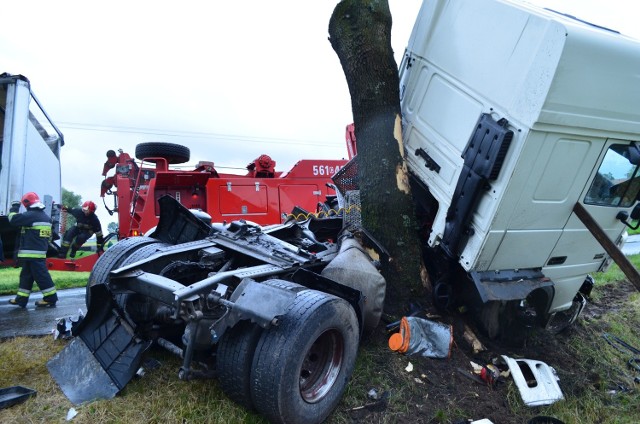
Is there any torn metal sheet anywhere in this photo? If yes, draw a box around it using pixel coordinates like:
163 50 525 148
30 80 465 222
501 355 564 406
47 337 119 404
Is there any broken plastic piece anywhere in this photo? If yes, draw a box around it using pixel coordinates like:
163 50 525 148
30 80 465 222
480 364 500 385
54 318 72 340
501 355 564 406
0 386 37 409
66 407 78 421
388 316 452 358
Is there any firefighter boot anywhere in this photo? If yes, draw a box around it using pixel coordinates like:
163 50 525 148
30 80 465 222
35 299 57 308
35 290 58 308
9 298 27 308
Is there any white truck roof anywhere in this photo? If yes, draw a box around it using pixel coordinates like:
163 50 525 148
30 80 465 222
404 0 640 136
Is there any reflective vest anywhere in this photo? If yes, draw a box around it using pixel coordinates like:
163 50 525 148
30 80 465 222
8 208 52 259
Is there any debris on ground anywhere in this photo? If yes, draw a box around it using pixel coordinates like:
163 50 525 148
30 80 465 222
0 386 36 409
463 324 487 354
346 390 390 420
65 407 78 421
500 355 564 406
388 316 453 358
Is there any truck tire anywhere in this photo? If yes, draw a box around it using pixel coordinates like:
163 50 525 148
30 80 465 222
86 237 161 306
215 280 307 411
478 300 527 346
215 320 262 411
114 241 172 320
250 290 359 424
135 142 190 164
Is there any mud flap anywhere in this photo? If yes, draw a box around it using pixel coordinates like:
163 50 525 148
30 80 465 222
47 285 151 404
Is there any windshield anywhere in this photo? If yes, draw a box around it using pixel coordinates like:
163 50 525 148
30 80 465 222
585 144 640 207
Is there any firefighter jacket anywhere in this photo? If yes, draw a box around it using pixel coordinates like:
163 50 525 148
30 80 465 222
68 208 105 246
8 206 52 259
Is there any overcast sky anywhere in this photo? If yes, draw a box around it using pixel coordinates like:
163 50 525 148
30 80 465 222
2 0 639 228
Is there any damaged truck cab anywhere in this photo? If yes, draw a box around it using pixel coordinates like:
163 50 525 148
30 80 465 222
400 0 640 337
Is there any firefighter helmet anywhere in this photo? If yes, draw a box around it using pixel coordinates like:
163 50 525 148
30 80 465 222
21 192 43 208
82 200 97 213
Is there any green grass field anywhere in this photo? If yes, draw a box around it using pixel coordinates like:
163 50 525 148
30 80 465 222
0 267 89 296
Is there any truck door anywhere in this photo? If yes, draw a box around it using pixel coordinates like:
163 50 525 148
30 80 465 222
543 140 640 309
581 141 640 221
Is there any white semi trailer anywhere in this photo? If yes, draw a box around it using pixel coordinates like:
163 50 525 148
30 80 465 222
0 73 64 259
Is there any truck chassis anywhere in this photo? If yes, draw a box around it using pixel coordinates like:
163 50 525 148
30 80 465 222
48 195 381 424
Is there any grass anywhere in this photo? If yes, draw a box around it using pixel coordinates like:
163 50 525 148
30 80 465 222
1 257 639 422
513 293 640 424
594 254 640 286
0 339 266 423
0 268 89 296
627 223 640 236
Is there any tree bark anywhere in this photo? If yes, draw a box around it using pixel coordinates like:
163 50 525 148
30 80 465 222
329 0 427 313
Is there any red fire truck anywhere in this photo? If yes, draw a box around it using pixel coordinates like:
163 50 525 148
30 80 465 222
100 142 348 239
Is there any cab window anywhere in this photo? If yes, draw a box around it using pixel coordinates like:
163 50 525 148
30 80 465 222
585 144 640 207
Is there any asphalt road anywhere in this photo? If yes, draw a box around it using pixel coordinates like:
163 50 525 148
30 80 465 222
0 288 86 339
622 234 640 255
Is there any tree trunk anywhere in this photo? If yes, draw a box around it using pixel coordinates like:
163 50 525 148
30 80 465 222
329 0 428 313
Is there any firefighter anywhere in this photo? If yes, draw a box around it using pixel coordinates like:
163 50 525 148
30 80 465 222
8 192 59 308
59 200 105 258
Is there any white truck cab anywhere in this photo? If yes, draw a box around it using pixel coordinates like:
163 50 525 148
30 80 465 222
400 0 640 337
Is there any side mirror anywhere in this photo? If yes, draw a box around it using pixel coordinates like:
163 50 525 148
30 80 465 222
632 203 640 220
616 203 640 230
627 143 640 166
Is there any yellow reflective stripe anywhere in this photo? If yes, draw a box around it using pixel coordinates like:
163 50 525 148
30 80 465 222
17 251 47 258
42 288 57 295
31 222 52 227
17 290 30 298
25 224 52 238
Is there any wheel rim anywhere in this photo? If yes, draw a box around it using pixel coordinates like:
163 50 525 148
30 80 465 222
299 329 344 403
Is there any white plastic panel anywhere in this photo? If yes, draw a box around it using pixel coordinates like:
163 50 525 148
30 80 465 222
488 229 562 270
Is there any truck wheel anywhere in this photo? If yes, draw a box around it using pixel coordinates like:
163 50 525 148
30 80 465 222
215 279 307 410
259 278 307 293
478 300 528 345
135 142 190 164
250 290 359 424
433 279 453 310
86 237 161 306
215 320 262 410
114 241 172 321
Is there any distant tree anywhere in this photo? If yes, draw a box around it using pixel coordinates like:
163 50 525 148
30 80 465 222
107 222 118 234
61 188 82 231
62 188 82 209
